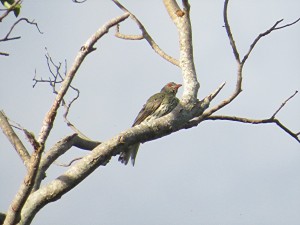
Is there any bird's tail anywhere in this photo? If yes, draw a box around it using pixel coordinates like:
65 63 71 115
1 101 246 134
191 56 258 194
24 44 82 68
118 143 140 166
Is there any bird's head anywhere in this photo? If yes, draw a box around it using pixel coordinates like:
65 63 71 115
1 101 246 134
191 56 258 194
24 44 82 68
161 82 182 94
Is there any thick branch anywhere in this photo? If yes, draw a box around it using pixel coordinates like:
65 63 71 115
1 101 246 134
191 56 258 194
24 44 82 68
33 134 100 190
4 144 42 225
163 0 199 104
20 81 221 224
0 111 30 167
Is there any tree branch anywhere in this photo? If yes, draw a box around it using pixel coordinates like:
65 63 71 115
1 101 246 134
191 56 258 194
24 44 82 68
205 90 300 143
206 115 300 143
115 24 143 40
271 90 298 118
0 18 42 42
0 111 30 168
37 13 130 147
242 18 300 65
4 144 42 225
163 0 199 104
33 133 100 191
2 13 130 225
33 134 96 190
2 2 298 224
200 0 300 122
20 78 224 224
223 0 240 63
112 0 179 67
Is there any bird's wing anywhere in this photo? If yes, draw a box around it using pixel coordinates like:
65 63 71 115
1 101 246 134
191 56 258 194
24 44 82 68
132 93 164 126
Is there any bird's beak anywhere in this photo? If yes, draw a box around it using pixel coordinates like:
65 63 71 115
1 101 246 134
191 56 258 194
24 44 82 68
176 84 182 89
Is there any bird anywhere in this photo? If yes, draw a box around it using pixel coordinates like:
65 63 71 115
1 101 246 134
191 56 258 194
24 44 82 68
118 82 182 166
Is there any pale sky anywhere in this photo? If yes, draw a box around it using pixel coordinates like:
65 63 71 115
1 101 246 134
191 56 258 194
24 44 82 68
1 1 300 225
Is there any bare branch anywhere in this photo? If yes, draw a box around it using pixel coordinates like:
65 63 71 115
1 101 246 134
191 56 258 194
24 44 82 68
33 50 73 94
163 0 199 103
4 15 129 223
223 0 241 64
0 111 30 167
33 133 100 190
54 157 83 167
242 18 300 65
115 24 143 40
242 19 281 64
34 50 96 142
112 0 179 67
4 145 42 225
275 17 300 29
204 90 299 143
207 1 300 124
0 18 43 42
206 115 300 143
271 90 298 118
37 13 129 146
35 50 90 138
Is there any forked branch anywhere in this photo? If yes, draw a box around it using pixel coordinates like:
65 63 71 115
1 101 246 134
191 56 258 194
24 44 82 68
112 0 179 67
203 0 300 119
0 18 42 56
242 17 300 64
207 91 299 143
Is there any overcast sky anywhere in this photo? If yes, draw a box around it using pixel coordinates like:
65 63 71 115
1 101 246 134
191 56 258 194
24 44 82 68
1 1 300 225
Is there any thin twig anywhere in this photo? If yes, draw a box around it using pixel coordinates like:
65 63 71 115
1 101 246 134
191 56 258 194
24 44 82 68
274 17 300 30
34 50 85 135
54 157 83 167
242 19 281 64
271 90 298 118
223 0 240 63
242 18 300 65
0 18 43 42
115 24 143 40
